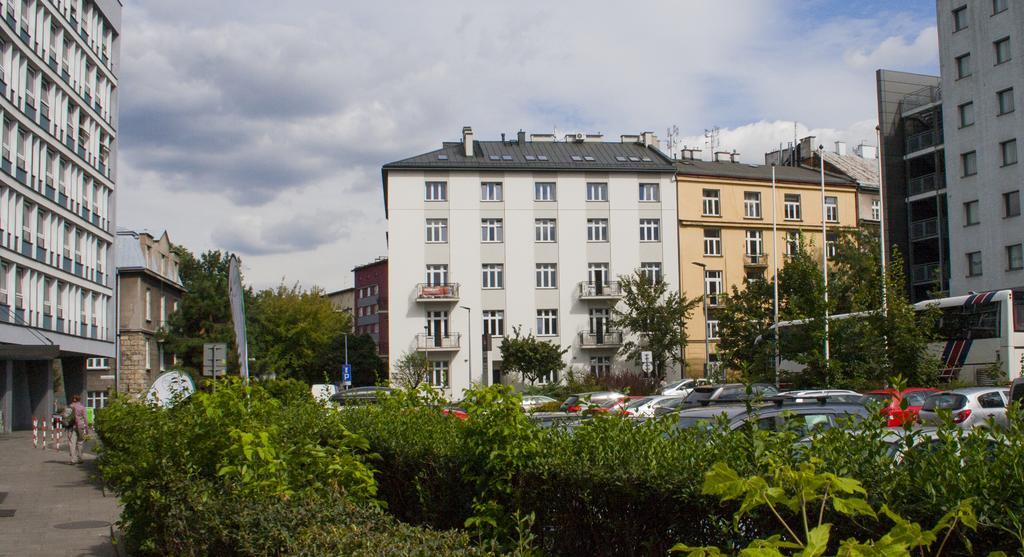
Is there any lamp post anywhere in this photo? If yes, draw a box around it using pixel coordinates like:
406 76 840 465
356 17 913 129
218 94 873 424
460 305 472 388
818 145 831 385
691 261 710 379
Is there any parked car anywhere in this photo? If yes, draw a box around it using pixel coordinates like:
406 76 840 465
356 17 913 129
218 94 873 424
917 387 1010 429
660 378 712 396
862 388 941 427
521 395 558 412
652 395 692 417
679 383 779 408
674 399 870 434
560 391 625 413
1011 377 1024 404
588 396 652 415
330 386 394 407
623 395 688 418
779 389 862 404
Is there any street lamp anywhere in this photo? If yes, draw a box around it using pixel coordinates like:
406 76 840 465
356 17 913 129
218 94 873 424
691 261 711 379
459 305 472 388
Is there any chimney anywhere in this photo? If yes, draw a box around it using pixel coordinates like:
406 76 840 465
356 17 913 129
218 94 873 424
641 131 658 148
855 144 877 159
517 130 526 145
834 141 847 156
462 126 474 157
620 134 640 144
729 149 739 163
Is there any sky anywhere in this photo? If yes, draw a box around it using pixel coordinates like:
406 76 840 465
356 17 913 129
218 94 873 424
115 0 940 291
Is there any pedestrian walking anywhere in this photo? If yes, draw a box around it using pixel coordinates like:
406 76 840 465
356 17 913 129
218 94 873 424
63 395 89 464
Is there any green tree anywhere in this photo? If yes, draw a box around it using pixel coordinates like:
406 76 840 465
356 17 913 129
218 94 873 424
392 350 432 389
611 271 700 380
499 326 569 385
715 276 776 381
343 334 387 387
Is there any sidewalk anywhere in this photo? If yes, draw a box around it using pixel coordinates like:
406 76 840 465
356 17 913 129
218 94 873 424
0 430 121 557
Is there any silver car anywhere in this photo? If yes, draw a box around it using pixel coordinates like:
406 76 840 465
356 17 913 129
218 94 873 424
521 395 558 411
918 387 1010 430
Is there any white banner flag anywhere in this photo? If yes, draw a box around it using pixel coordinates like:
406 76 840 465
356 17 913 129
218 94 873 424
228 255 250 384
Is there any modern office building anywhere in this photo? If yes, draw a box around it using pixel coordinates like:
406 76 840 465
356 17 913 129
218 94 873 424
0 0 119 431
382 128 680 396
353 257 387 361
876 70 949 302
115 229 183 401
675 156 860 375
936 0 1022 294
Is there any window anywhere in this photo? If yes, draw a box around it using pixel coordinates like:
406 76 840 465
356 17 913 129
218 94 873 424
86 358 109 370
745 230 763 256
993 0 1007 13
640 262 662 284
535 219 557 242
589 307 611 334
481 218 503 242
703 228 721 256
14 268 23 309
639 183 660 202
159 345 166 371
639 219 660 242
956 53 972 78
590 356 611 378
86 391 108 409
964 200 980 225
967 251 983 277
952 6 968 31
425 311 449 338
425 264 448 286
586 182 608 201
1000 139 1017 166
704 270 723 306
145 339 151 370
702 189 720 216
744 192 761 218
1007 244 1023 271
482 310 504 337
21 202 32 243
587 218 608 242
998 88 1015 115
481 264 504 289
746 270 764 283
536 309 558 336
481 182 503 201
425 181 447 201
826 232 838 258
784 194 801 220
707 320 720 341
588 263 610 284
995 37 1011 65
425 218 448 243
824 196 839 222
958 101 974 127
962 151 977 176
145 289 152 321
159 296 166 327
536 264 557 288
535 182 556 201
785 231 801 256
0 262 7 305
1004 190 1021 217
428 361 449 388
871 199 881 221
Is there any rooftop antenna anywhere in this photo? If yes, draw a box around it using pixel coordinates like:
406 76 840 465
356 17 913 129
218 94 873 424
704 127 720 162
666 124 680 159
792 122 798 167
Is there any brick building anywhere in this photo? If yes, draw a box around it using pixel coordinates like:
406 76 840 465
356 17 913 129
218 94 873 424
353 257 387 361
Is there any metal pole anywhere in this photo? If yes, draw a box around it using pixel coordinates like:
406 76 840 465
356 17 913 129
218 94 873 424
819 146 831 383
344 333 349 366
460 306 472 388
691 262 710 379
771 165 780 388
875 126 888 316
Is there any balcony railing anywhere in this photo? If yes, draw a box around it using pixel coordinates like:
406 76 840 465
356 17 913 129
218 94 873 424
911 263 940 285
899 84 942 115
907 173 941 196
910 218 939 241
415 283 459 302
905 129 942 153
578 330 623 348
577 281 623 299
744 253 768 267
415 333 461 351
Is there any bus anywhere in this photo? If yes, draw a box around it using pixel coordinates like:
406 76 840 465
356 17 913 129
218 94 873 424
766 290 1024 384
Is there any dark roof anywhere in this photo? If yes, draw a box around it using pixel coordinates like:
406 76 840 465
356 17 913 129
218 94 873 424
351 258 388 273
383 140 676 173
675 160 857 187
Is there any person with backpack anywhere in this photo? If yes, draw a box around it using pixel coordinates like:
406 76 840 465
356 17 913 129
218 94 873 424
63 395 89 464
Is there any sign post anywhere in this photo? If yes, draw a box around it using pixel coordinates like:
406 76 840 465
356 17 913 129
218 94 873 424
342 363 352 388
202 343 228 381
641 351 653 376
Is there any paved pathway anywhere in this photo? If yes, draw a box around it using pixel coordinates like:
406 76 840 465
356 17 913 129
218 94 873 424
0 431 121 556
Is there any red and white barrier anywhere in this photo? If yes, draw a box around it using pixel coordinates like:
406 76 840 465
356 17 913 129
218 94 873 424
32 417 38 448
40 419 48 450
51 416 62 450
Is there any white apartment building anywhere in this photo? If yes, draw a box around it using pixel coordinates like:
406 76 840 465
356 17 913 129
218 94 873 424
938 0 1023 293
383 127 680 397
0 0 119 432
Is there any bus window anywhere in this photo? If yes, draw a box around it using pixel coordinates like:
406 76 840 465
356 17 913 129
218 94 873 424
937 302 1001 340
1015 295 1024 332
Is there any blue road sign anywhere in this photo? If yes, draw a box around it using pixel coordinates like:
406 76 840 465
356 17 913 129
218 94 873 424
342 364 352 386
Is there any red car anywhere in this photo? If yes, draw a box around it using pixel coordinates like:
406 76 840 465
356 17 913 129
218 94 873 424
863 388 941 427
589 396 650 416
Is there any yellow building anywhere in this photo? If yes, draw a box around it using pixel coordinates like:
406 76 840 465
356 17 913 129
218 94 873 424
675 158 861 377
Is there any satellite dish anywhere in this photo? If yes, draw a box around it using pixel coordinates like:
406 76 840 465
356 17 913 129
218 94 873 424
147 371 196 408
311 384 338 405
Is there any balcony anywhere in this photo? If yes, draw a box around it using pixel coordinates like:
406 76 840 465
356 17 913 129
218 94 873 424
415 333 461 352
911 263 940 285
578 330 623 349
910 218 939 241
744 253 768 267
905 129 942 154
415 283 459 302
907 173 941 196
577 281 623 300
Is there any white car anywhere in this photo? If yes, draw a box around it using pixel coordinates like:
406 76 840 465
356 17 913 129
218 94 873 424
521 395 558 411
622 395 688 418
660 378 712 397
779 389 862 403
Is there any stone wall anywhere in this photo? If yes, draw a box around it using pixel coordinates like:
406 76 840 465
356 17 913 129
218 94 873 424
118 332 152 397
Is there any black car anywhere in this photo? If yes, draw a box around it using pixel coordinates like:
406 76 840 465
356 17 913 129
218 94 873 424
680 383 779 408
330 386 394 406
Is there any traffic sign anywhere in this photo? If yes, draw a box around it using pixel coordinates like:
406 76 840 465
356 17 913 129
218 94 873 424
342 363 352 386
640 351 653 364
641 362 654 373
202 343 228 377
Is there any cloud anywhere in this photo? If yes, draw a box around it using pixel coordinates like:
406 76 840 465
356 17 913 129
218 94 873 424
844 26 938 69
210 209 356 256
675 119 880 165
